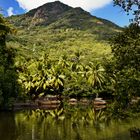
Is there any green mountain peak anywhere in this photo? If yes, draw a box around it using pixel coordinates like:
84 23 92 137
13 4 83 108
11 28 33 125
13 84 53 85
7 1 121 63
8 1 120 30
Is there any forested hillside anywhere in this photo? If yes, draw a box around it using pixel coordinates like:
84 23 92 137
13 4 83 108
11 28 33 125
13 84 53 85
3 1 122 101
1 1 139 113
7 1 120 62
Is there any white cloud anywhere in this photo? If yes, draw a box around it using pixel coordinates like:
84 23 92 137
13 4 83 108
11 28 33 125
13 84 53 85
7 7 14 16
15 0 112 12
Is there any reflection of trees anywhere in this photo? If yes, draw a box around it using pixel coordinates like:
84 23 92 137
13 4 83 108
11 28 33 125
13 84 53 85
1 109 139 140
14 107 107 140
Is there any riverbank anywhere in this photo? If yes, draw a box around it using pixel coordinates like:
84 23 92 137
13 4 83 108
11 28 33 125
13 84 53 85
13 97 107 110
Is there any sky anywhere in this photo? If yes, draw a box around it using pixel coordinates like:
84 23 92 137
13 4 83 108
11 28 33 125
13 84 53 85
0 0 133 27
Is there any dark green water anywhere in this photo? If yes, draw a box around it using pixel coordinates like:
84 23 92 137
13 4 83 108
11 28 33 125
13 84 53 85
0 107 140 140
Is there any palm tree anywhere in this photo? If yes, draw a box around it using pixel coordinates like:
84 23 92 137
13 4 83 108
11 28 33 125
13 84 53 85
48 66 65 95
86 62 106 97
58 55 69 69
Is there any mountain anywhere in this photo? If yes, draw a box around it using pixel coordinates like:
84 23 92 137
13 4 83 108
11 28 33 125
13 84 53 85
7 1 121 63
8 1 120 30
9 1 72 27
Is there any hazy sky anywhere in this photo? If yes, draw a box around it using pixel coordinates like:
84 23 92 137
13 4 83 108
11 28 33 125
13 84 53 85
0 0 133 27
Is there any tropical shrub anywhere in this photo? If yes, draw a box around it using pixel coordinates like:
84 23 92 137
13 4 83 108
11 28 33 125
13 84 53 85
0 14 18 109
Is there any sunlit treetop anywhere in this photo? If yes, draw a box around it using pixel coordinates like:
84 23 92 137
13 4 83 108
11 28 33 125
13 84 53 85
113 0 140 24
0 14 16 45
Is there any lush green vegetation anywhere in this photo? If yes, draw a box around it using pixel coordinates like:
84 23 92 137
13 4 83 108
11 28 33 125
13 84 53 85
0 14 18 109
0 1 139 115
16 53 113 99
6 2 118 101
107 23 140 112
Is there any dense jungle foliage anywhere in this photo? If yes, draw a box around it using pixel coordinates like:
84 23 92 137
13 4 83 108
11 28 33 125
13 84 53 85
0 14 18 109
0 1 140 113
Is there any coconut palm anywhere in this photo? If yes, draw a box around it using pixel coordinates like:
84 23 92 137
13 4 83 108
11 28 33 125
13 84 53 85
86 62 106 97
48 66 65 95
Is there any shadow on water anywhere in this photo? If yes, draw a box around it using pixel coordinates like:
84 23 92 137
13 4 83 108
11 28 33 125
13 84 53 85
0 112 18 140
